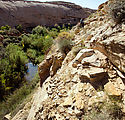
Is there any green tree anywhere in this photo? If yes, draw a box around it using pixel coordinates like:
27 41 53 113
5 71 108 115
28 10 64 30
0 44 28 99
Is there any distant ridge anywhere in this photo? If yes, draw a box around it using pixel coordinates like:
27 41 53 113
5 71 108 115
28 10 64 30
0 0 95 29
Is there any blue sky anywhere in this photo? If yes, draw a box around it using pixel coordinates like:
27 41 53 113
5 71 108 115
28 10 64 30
36 0 108 9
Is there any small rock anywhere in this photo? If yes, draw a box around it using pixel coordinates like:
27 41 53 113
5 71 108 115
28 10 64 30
104 82 122 96
61 97 73 107
86 89 91 96
75 93 84 110
58 106 65 113
75 49 94 63
72 75 79 83
72 60 80 68
4 113 11 120
89 67 108 82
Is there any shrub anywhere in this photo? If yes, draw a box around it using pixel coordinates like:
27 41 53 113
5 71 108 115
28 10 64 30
35 55 44 63
84 100 123 120
32 26 48 36
16 24 23 33
0 73 39 119
3 38 11 47
42 35 53 53
56 32 73 53
7 28 20 36
27 49 37 60
21 34 31 48
0 30 6 35
6 44 28 67
30 36 44 50
48 28 58 38
0 44 28 99
1 25 11 30
108 0 125 24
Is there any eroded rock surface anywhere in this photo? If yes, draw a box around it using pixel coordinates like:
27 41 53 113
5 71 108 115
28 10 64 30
0 1 95 29
11 0 125 120
38 47 66 87
29 47 125 120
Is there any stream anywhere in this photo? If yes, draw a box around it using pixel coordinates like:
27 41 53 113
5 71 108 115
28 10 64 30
24 62 38 81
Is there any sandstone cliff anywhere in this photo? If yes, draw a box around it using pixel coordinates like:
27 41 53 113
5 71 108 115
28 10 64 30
0 1 95 29
10 0 125 120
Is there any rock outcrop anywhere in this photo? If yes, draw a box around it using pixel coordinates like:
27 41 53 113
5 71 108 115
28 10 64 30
83 3 125 73
38 45 66 87
27 47 125 120
11 0 125 120
0 1 95 29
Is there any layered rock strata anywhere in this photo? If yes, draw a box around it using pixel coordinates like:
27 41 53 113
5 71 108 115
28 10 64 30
0 1 95 29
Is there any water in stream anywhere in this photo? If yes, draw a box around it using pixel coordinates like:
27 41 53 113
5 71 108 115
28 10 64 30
24 62 38 81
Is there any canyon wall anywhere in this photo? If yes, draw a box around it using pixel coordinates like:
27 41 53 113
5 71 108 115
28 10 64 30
0 1 95 29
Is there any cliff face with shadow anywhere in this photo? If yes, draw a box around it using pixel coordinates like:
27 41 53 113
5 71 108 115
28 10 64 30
0 1 95 29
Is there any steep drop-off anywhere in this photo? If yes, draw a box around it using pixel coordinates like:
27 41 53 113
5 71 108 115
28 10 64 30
9 0 125 120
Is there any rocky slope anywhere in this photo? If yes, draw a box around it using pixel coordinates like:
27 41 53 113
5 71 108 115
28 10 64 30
9 0 125 120
0 1 95 29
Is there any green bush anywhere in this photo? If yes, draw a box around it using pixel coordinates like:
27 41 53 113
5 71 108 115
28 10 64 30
1 25 11 30
108 0 125 24
35 55 44 63
0 44 28 99
7 28 20 36
56 32 73 53
32 25 48 36
27 49 37 60
16 24 23 33
42 35 53 53
0 30 6 35
21 34 31 48
31 36 44 50
84 101 123 120
0 73 39 119
48 28 58 38
22 32 53 64
6 44 28 68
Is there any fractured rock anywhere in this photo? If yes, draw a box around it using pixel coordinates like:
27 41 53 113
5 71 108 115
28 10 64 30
38 56 52 87
61 97 73 107
104 81 122 96
72 49 109 69
89 67 108 82
39 48 65 87
90 28 125 73
79 67 108 83
73 49 94 63
74 92 84 110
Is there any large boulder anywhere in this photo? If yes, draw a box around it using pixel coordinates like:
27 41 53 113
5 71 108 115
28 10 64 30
0 1 95 29
38 47 65 87
88 25 125 73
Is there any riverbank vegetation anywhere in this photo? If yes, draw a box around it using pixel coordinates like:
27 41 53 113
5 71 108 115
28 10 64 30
0 24 71 100
0 24 72 119
0 73 40 119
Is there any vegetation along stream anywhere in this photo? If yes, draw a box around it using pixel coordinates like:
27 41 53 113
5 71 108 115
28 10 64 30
0 24 72 118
